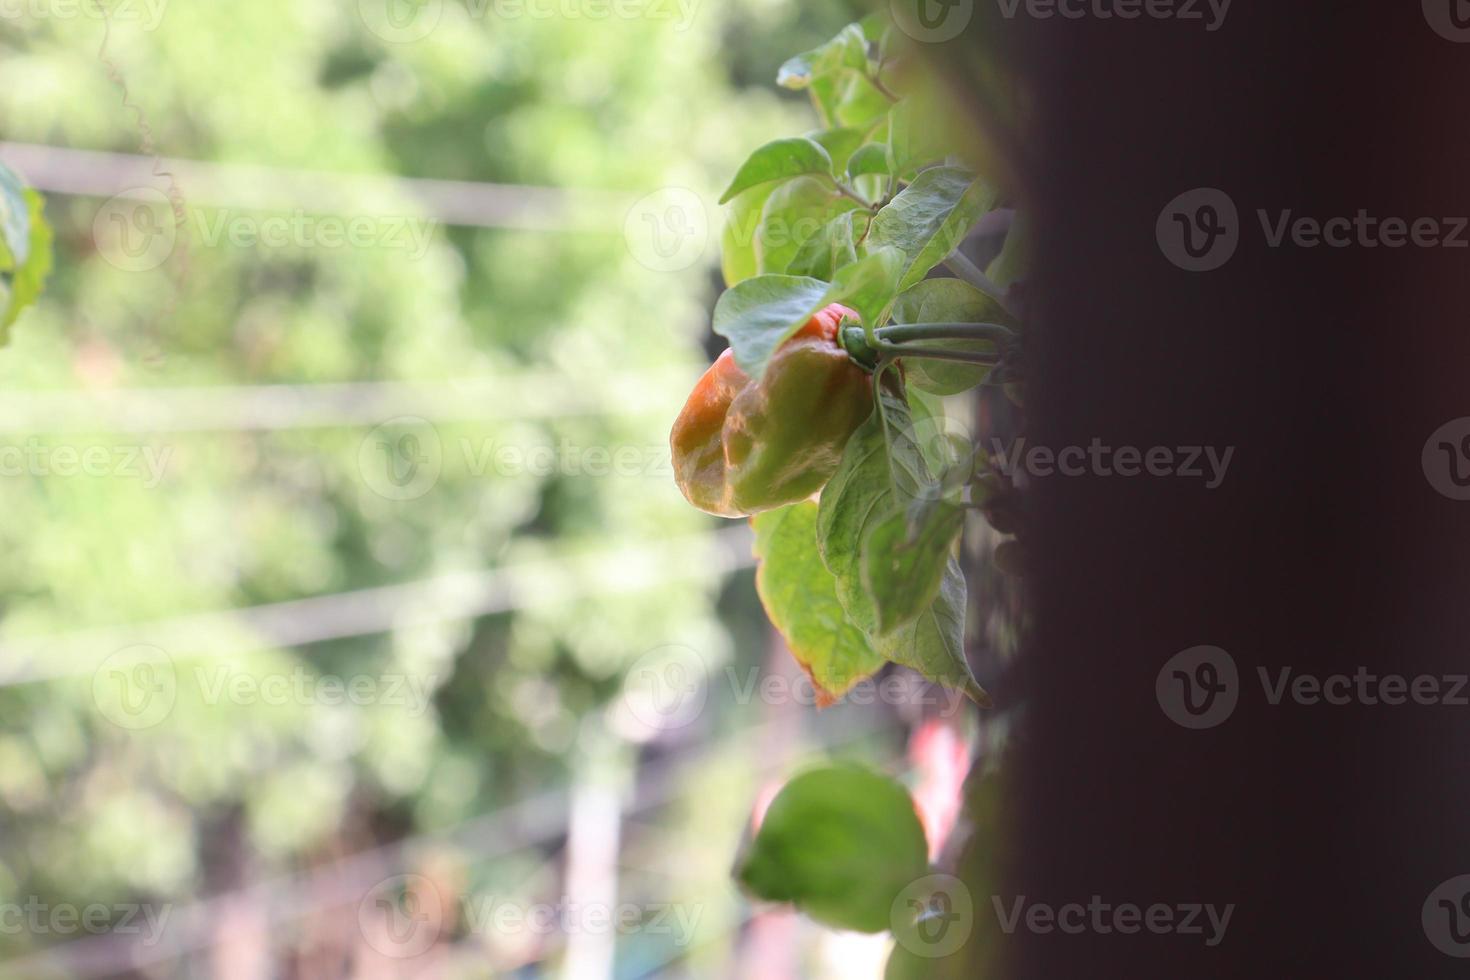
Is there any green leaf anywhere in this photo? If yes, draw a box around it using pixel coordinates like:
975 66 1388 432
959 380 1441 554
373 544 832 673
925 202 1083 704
825 244 903 333
846 143 890 180
886 93 950 179
813 70 891 129
736 764 930 933
719 137 834 205
721 184 775 287
891 279 1012 395
986 211 1029 289
712 274 830 379
817 410 988 704
787 211 864 280
714 250 900 379
862 498 966 633
751 504 886 704
868 167 997 292
0 170 53 342
885 559 986 705
0 162 31 270
754 175 864 276
806 127 866 174
776 23 869 91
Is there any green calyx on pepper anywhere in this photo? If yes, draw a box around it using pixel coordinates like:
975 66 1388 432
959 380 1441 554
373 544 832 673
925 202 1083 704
671 303 873 517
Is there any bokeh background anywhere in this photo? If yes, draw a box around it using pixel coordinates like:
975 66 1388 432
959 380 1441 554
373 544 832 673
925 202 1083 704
0 1 997 976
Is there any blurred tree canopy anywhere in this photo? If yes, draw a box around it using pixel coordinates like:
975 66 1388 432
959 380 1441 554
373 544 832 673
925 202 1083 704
0 0 866 969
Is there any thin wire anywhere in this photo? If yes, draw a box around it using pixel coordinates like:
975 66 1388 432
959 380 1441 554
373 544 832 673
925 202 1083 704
0 141 634 233
0 526 754 688
0 373 689 433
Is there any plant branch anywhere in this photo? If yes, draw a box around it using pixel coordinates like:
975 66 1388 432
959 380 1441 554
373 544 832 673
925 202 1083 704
873 341 1002 366
943 252 1018 318
876 322 1017 346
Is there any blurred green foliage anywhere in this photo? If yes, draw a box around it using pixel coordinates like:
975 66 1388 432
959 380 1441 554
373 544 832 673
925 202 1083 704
0 0 868 970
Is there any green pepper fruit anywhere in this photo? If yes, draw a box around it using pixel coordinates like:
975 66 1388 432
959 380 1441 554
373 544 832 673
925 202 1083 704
671 303 872 517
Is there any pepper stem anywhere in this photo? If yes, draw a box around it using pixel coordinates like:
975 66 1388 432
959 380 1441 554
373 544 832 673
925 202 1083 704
875 322 1017 346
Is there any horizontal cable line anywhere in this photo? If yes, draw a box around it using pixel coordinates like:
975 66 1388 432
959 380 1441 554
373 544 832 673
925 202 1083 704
0 374 689 434
10 712 895 977
0 141 637 232
0 526 753 687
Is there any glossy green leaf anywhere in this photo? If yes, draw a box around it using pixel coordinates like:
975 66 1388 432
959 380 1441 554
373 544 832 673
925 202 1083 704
886 92 951 179
721 183 775 287
751 503 886 704
890 279 1012 394
0 169 52 342
0 162 30 270
986 210 1029 289
720 137 834 205
806 127 866 175
847 143 890 180
736 764 930 933
754 175 863 276
868 167 997 292
776 23 869 90
862 499 966 633
787 211 864 280
715 245 900 377
817 410 988 704
825 244 903 333
813 70 891 129
712 274 829 379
